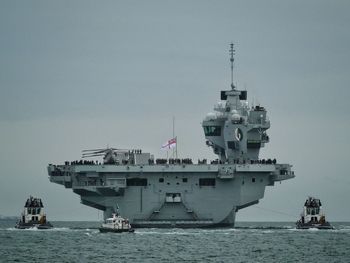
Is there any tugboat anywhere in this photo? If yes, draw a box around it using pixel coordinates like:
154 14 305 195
15 196 53 229
99 213 134 233
296 197 333 229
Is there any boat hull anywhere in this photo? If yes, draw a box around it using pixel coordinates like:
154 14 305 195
296 222 333 230
99 227 134 233
15 222 53 229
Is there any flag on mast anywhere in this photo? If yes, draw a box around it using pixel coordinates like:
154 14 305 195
161 137 177 150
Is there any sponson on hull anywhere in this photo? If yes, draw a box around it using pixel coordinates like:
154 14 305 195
15 196 53 229
47 44 295 228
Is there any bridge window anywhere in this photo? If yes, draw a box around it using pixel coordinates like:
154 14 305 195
247 140 261 149
203 126 221 136
199 178 216 186
126 178 148 186
182 178 188 183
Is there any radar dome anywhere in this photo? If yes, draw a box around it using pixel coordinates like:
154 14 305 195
231 110 240 122
205 112 216 121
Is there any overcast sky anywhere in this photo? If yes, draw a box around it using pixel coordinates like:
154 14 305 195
1 0 350 221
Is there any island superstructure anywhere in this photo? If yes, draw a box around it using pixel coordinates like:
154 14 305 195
48 45 295 227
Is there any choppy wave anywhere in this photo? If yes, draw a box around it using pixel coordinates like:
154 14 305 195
235 226 293 230
1 221 350 262
1 227 98 232
3 227 72 231
2 225 349 233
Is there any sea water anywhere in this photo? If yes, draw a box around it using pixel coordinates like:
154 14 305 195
1 220 349 262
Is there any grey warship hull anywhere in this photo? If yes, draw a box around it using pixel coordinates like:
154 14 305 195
48 162 293 228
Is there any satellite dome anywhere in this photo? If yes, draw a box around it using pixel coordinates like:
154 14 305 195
205 112 216 120
231 110 240 122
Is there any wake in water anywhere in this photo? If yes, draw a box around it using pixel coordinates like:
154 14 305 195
235 226 293 230
2 227 95 232
2 224 349 235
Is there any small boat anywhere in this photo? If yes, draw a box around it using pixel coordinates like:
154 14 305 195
15 196 53 229
296 197 333 230
99 213 134 233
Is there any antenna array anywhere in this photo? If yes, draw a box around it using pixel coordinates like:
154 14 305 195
230 43 235 89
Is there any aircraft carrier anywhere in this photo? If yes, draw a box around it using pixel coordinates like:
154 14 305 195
48 44 295 227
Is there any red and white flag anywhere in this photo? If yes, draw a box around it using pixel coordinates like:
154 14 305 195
161 137 177 150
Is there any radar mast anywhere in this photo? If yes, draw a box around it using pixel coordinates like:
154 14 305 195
230 43 235 89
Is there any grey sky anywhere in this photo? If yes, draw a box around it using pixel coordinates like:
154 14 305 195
1 0 350 221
